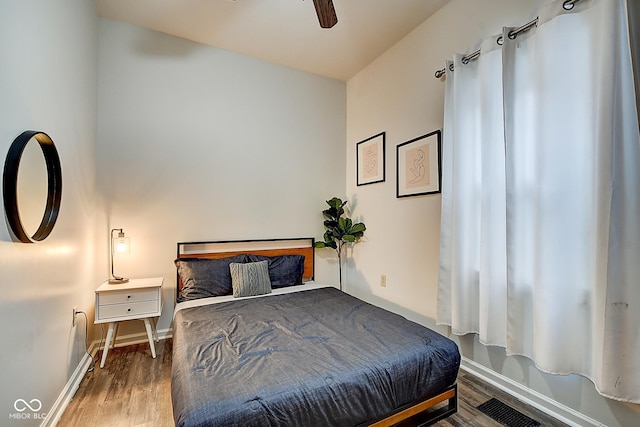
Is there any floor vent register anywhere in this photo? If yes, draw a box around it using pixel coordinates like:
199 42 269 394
476 398 541 427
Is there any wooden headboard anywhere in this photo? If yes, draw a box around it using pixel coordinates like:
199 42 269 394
175 238 315 298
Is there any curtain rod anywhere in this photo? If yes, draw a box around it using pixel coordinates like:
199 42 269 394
434 0 582 78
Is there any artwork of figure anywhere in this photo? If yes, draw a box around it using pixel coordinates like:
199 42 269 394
396 130 440 197
409 148 426 184
357 132 385 186
363 145 378 179
405 145 429 188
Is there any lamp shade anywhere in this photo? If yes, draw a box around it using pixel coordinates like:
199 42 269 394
114 234 130 254
109 228 129 284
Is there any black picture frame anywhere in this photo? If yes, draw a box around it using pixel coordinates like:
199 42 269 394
396 130 441 198
356 132 385 186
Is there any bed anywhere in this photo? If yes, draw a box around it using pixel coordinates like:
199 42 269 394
171 238 460 427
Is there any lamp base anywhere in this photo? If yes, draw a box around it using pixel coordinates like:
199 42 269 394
108 277 129 284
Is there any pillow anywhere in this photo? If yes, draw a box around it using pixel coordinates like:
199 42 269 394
246 254 305 288
175 254 248 302
230 261 272 298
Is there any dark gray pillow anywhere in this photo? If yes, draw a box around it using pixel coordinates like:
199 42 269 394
246 254 305 288
175 254 248 302
230 261 272 298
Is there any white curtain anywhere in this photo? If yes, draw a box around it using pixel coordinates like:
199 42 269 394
438 36 508 347
437 0 640 403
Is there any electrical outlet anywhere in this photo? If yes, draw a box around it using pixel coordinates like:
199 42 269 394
380 274 387 287
72 306 78 327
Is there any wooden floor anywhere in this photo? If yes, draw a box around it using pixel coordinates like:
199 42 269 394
58 340 174 427
58 339 568 427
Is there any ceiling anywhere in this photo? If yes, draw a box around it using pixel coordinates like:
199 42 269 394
96 0 451 81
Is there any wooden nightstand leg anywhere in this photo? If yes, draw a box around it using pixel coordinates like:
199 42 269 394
100 322 116 368
143 318 157 359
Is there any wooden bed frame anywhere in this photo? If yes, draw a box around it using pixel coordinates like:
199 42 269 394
174 237 458 426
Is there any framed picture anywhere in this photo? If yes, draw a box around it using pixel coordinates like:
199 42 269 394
396 130 441 198
356 132 385 186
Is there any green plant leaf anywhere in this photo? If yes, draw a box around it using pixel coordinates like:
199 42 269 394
323 231 334 242
350 223 366 234
327 197 344 209
324 219 339 229
344 217 353 230
325 198 345 218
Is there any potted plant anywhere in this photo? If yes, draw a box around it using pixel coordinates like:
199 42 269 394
315 197 366 290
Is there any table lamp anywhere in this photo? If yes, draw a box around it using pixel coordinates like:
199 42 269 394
109 228 130 284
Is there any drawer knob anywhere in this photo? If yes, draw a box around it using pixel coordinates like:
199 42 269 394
127 295 131 299
127 308 132 312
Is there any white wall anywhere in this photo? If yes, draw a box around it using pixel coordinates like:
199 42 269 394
97 19 347 334
346 0 640 426
0 1 102 426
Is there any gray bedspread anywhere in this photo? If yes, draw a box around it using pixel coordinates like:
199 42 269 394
171 287 460 427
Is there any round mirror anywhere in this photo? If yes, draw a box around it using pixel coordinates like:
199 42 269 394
17 140 49 234
3 131 62 243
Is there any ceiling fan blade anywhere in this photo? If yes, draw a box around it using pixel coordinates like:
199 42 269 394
312 0 338 28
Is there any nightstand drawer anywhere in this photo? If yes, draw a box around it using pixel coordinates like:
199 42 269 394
99 289 158 305
98 300 160 319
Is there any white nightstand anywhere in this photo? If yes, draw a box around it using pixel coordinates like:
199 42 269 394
95 277 163 368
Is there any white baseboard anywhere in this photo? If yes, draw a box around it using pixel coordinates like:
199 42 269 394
42 328 173 427
41 342 98 427
460 357 606 427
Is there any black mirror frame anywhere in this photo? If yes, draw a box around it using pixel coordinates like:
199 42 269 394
3 130 62 243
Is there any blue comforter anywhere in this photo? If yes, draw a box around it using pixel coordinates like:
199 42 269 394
172 287 460 427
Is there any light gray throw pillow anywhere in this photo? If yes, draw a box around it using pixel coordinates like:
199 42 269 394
230 261 272 298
